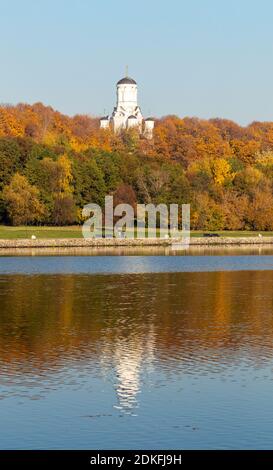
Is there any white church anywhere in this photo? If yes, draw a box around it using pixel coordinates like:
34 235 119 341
100 75 154 139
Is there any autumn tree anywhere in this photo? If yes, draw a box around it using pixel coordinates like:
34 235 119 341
3 173 45 226
191 193 224 231
210 158 234 186
51 194 76 225
233 167 265 197
1 102 273 230
113 184 137 210
246 189 273 231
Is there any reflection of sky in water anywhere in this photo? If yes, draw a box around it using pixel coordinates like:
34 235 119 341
1 254 273 274
1 267 273 448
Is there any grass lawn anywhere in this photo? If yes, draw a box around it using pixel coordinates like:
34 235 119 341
0 225 273 240
0 226 84 239
190 231 273 238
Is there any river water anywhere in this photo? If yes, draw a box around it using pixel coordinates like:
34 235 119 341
0 248 273 449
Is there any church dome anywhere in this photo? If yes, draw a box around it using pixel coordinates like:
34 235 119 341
117 77 137 85
128 115 137 119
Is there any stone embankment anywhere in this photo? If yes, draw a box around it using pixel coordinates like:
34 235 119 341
0 236 273 249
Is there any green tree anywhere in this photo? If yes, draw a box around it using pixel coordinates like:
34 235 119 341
72 155 106 208
0 138 22 189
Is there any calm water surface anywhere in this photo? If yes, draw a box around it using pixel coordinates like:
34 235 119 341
1 249 273 449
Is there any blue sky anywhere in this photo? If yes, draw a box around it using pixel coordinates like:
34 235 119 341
1 0 273 124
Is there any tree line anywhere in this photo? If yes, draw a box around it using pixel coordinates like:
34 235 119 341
1 102 273 230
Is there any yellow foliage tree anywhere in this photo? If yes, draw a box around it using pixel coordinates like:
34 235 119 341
3 173 45 226
57 154 73 193
210 158 234 185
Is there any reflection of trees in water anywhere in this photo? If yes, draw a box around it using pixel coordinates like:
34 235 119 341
1 270 273 381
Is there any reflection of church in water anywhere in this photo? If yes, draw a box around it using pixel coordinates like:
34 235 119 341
101 325 156 413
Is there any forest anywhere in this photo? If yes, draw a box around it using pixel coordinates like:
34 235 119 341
1 102 273 230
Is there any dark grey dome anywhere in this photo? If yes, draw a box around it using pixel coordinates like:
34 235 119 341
145 117 154 121
117 77 137 85
128 115 137 119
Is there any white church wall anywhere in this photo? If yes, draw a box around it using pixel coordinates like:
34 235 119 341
100 119 109 129
117 84 137 107
100 76 154 138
